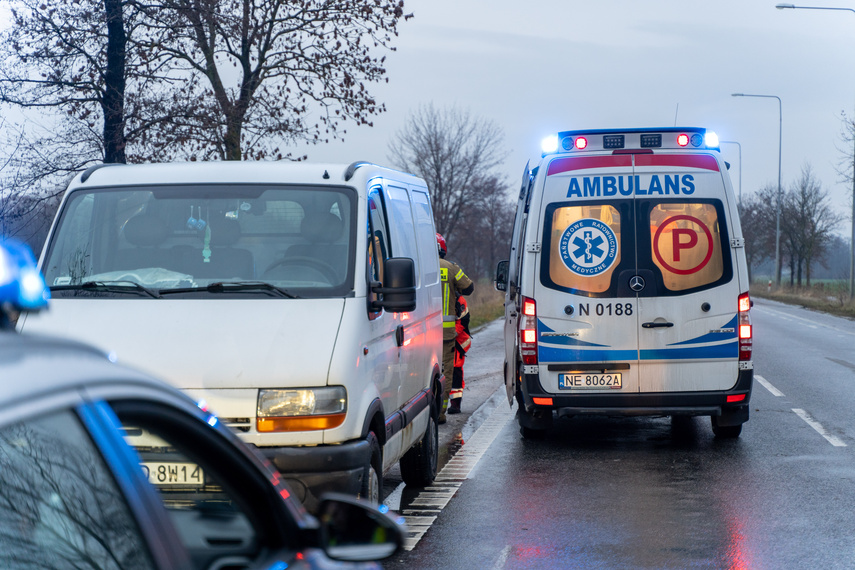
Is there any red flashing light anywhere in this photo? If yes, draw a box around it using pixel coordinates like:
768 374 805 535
575 137 588 150
677 134 689 147
726 394 747 403
532 397 553 406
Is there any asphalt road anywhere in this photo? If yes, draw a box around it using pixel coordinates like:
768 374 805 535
384 298 855 569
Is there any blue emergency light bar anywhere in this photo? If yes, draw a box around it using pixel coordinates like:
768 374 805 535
0 239 50 314
541 128 720 156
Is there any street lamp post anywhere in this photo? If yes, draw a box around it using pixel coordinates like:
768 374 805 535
776 2 855 300
732 93 783 287
721 140 743 207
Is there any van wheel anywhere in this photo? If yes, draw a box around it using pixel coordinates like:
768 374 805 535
711 417 742 438
400 402 439 487
360 431 382 503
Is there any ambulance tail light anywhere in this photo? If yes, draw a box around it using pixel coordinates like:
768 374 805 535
738 292 752 361
520 296 538 365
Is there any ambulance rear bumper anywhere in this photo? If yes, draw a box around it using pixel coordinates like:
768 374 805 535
520 369 753 420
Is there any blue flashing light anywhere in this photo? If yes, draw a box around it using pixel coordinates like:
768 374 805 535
541 135 559 154
705 131 720 149
0 239 49 312
207 414 219 427
378 504 390 514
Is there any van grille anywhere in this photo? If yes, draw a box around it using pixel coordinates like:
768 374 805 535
222 417 251 433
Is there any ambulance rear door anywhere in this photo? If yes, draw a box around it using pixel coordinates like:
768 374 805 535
536 154 641 395
632 152 740 393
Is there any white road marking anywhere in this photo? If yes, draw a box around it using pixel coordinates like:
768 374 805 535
399 393 516 551
755 375 784 397
756 304 855 337
792 408 847 447
492 545 513 569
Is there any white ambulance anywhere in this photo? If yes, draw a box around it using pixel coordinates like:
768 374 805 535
19 160 443 509
496 128 753 438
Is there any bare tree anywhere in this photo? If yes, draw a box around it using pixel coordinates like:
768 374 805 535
134 0 410 161
451 174 515 279
781 163 841 287
388 103 508 244
738 186 777 283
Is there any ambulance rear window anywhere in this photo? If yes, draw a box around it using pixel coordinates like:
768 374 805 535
647 202 724 292
546 204 623 294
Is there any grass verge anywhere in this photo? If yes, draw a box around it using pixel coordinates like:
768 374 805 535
750 281 855 320
466 279 505 330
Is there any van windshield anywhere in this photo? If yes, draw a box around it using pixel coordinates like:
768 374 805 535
43 184 355 298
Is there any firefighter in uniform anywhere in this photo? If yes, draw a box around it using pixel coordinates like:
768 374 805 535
437 233 473 423
450 296 472 414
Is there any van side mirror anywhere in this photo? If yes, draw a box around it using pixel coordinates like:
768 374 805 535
316 493 405 562
371 257 416 312
495 260 509 292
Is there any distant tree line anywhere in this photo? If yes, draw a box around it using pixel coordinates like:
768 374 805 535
740 163 842 288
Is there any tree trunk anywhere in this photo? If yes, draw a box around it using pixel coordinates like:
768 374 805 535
103 0 126 164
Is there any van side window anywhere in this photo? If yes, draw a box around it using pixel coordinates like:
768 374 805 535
384 184 420 283
546 204 623 294
646 202 725 292
367 188 391 318
411 190 439 285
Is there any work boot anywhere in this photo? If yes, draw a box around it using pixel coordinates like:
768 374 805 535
448 399 461 414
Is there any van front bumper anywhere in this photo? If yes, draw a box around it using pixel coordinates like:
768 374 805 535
257 438 370 513
520 368 753 421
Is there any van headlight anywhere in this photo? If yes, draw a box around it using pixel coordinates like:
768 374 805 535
257 387 347 432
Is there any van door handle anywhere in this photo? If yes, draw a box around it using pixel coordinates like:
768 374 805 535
642 321 674 329
395 324 405 347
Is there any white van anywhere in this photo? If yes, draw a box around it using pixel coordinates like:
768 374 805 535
496 128 753 438
19 160 443 508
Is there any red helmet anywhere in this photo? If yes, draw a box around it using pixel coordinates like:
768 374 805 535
436 233 447 257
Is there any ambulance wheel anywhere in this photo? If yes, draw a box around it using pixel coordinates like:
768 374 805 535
400 402 439 487
711 417 742 439
517 407 550 440
360 431 383 503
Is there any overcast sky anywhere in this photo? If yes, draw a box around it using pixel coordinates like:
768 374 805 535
3 1 854 222
301 0 855 223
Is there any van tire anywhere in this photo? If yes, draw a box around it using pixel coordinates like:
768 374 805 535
360 431 383 503
400 402 439 487
711 417 742 438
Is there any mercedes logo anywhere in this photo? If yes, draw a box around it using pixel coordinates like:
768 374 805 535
629 275 645 292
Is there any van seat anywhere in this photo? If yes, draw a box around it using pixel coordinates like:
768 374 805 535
117 214 181 272
268 212 346 280
185 218 255 279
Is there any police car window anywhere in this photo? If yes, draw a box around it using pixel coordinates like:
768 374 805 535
0 410 155 569
110 401 282 570
546 204 622 294
646 202 725 292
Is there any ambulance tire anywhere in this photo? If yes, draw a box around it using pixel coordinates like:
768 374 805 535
400 401 439 487
711 416 742 439
360 431 383 503
517 405 550 440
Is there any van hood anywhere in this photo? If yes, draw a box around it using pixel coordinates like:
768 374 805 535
19 299 345 389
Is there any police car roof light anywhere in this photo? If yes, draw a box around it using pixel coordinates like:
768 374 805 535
0 239 50 313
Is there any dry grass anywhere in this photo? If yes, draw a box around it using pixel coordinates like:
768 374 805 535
750 281 855 319
466 279 505 330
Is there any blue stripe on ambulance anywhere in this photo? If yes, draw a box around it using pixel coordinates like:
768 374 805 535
537 317 738 363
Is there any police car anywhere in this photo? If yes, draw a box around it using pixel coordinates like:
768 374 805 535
0 239 404 569
496 128 753 438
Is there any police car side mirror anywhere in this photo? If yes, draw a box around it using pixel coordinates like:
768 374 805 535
371 257 416 313
315 493 405 562
495 260 509 292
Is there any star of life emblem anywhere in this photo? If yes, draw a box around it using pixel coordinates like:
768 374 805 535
559 218 618 277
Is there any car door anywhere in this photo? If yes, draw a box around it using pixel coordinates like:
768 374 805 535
633 153 740 392
504 162 533 404
535 154 641 394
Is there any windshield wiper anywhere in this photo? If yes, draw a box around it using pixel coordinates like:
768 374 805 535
159 281 300 299
51 280 162 299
